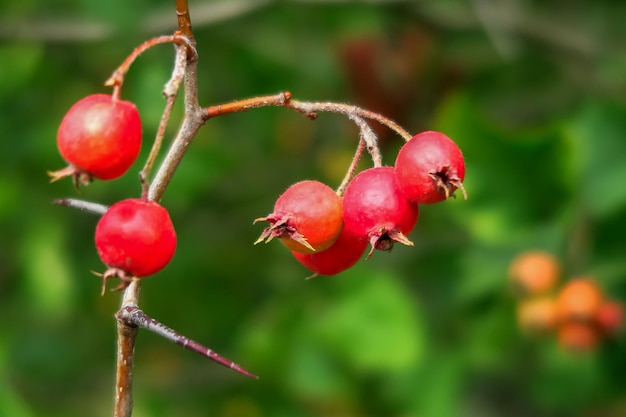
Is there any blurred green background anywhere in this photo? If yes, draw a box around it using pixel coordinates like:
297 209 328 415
2 1 626 416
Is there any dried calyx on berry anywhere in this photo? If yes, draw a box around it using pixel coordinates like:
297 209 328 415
342 166 419 258
394 131 466 204
95 198 177 294
254 180 343 254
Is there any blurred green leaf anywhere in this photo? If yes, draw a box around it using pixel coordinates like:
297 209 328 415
564 100 626 218
312 269 424 372
0 43 42 96
19 218 75 319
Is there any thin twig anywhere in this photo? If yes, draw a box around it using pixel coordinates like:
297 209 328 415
53 198 108 215
336 138 365 196
343 113 381 167
139 44 188 196
117 306 258 379
175 0 194 38
105 34 196 98
205 92 400 167
204 91 292 119
288 100 412 142
204 92 412 141
147 49 203 203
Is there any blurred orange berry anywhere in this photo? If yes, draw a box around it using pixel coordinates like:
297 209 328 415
596 300 624 335
558 322 599 352
556 278 603 323
516 297 558 334
508 251 561 297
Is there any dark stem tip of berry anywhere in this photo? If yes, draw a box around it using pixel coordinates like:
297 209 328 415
365 227 414 259
92 268 135 296
253 214 315 251
48 165 93 190
451 179 468 200
429 168 465 200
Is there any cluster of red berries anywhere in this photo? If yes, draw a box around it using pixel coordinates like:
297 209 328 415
52 94 465 288
51 94 177 292
255 131 466 277
509 251 624 352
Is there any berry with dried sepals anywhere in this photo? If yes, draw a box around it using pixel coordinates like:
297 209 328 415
50 94 142 185
394 131 465 204
342 166 419 257
95 198 176 293
255 180 343 254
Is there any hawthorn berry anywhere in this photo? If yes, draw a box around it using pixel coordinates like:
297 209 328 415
557 322 599 352
516 296 558 334
342 166 419 257
508 251 561 297
556 278 603 323
291 226 368 276
394 131 465 204
596 301 624 335
50 94 142 185
255 180 343 254
95 198 176 292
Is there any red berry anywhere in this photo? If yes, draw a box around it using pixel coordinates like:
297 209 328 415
292 226 367 276
557 322 599 352
50 94 142 184
516 296 558 334
255 180 343 254
556 278 603 324
95 199 176 288
508 251 561 297
342 166 419 257
596 301 624 335
394 131 465 204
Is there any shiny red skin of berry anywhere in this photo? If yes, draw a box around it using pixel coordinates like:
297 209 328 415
342 166 419 254
256 180 343 254
292 226 367 276
394 131 465 204
57 94 142 180
95 199 176 277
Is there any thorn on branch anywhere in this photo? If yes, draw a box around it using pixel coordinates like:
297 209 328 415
53 198 108 215
116 306 258 379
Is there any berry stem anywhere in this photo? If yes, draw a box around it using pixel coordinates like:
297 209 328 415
344 113 381 167
336 138 366 196
204 91 292 118
287 99 412 142
204 92 413 141
205 92 399 167
116 305 258 379
104 34 196 95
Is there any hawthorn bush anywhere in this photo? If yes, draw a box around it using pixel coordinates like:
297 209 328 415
2 1 626 417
